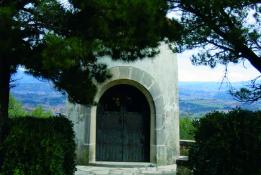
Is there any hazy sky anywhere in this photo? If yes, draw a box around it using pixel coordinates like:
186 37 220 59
178 50 260 82
167 8 260 82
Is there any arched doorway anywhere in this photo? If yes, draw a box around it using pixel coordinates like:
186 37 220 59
96 84 150 162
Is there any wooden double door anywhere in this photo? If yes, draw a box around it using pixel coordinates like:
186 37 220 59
96 85 150 162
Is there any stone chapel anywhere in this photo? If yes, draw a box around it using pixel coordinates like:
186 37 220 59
67 44 179 165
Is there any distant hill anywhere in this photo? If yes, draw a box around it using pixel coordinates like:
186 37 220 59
11 70 66 114
179 82 261 117
10 70 261 116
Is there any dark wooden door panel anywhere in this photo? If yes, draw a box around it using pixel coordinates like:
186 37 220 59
96 85 150 162
96 112 123 161
124 112 149 162
124 112 143 161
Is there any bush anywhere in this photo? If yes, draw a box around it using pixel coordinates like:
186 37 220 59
8 95 28 117
30 106 53 118
177 166 193 175
180 117 196 140
189 109 261 175
0 116 76 175
9 94 53 118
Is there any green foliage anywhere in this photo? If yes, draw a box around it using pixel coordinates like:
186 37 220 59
168 0 260 69
189 109 261 175
27 0 177 104
180 117 196 140
230 77 261 102
0 0 176 105
70 0 172 49
180 117 196 156
1 0 177 121
8 95 28 117
0 117 76 175
30 106 53 118
8 95 53 118
177 166 192 175
168 0 261 101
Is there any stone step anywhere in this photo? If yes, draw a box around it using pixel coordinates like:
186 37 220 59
76 164 177 175
89 161 155 168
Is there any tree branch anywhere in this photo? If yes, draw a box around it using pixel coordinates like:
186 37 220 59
181 2 261 73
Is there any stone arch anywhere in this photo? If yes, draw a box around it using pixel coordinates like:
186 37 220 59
88 66 164 163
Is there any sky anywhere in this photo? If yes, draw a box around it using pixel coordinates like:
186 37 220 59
177 50 260 82
167 8 260 82
19 53 259 83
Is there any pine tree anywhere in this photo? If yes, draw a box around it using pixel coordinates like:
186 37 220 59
167 0 261 101
0 0 176 137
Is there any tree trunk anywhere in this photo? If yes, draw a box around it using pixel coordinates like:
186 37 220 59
0 58 11 142
242 49 261 74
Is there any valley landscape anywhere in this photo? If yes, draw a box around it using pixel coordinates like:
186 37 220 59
11 70 261 117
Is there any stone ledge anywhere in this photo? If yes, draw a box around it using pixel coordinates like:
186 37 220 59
180 140 195 147
176 156 189 166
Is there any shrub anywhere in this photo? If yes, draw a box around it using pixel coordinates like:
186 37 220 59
9 94 53 118
30 106 53 118
0 116 76 175
177 166 193 175
189 109 261 175
180 116 196 140
8 95 28 117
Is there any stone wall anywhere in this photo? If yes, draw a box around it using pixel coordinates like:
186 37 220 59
66 44 179 165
